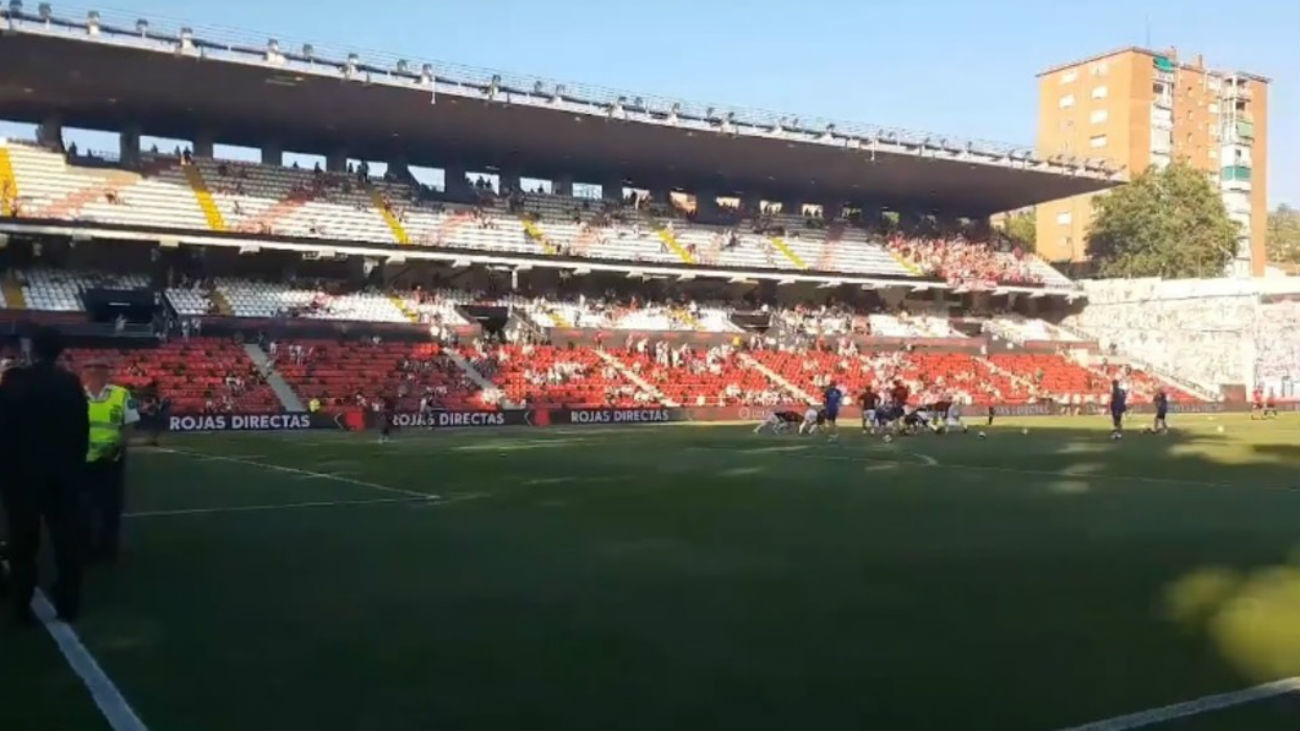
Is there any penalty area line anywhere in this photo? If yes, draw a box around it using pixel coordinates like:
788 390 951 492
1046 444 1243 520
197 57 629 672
1056 676 1300 731
122 491 492 519
124 496 428 519
155 448 435 500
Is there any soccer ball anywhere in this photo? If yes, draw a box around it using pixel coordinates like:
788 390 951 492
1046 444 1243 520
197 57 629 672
882 434 893 444
977 431 987 439
1111 432 1123 440
1216 425 1225 433
1021 428 1029 435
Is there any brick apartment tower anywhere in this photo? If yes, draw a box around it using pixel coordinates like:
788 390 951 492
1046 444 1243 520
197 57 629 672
1035 47 1268 276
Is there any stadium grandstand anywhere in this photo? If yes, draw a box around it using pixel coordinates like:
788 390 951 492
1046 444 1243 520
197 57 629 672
0 2 1293 418
0 5 1214 421
8 4 1300 731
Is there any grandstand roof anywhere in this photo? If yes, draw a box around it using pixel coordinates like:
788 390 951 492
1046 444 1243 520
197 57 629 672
0 8 1119 215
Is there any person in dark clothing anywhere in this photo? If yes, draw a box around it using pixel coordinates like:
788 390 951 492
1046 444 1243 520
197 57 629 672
1109 379 1128 439
859 387 880 434
0 327 89 624
378 396 396 444
1152 389 1169 434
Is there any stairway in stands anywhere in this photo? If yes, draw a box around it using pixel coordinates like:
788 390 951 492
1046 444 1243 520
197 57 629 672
1 275 25 309
521 217 558 255
668 308 704 331
387 294 420 323
182 164 227 231
655 225 695 264
768 235 808 270
444 349 510 406
0 148 19 216
594 350 678 406
243 343 306 411
737 352 816 403
888 248 922 275
369 188 410 244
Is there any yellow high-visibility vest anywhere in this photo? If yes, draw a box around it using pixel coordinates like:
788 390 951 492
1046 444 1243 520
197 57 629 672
87 385 130 462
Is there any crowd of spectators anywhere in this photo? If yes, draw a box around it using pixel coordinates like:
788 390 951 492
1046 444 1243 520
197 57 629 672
1253 299 1300 398
1068 279 1254 393
887 234 1041 288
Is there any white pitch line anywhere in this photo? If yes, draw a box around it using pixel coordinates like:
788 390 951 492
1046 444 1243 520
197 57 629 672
908 451 939 466
123 496 427 518
1057 676 1300 731
30 590 148 731
157 448 434 500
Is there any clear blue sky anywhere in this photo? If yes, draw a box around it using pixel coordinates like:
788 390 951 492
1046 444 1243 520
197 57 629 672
40 0 1300 206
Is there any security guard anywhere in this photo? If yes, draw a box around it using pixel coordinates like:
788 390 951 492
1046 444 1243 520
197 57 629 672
82 359 138 564
0 327 89 624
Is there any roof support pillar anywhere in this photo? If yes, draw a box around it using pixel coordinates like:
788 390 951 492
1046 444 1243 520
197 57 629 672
37 115 63 150
552 174 573 197
860 203 883 228
119 123 141 167
603 176 623 204
385 154 409 182
326 149 347 173
261 143 282 166
193 130 215 159
445 163 470 198
696 188 718 217
498 167 521 195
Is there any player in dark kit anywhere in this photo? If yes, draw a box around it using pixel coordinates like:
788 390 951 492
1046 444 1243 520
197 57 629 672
822 382 843 438
378 396 397 443
891 380 910 411
1109 380 1127 439
859 387 880 434
1151 389 1169 434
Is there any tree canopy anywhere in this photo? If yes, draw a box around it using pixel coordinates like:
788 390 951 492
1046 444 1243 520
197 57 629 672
999 209 1036 252
1266 204 1300 265
1086 162 1237 278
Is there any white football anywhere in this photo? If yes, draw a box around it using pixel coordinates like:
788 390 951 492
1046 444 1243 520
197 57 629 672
1216 425 1225 433
882 434 893 444
977 431 987 439
1021 428 1029 435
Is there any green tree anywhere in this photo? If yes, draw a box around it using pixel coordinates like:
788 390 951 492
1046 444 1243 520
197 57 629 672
1086 162 1237 278
1266 204 1300 264
1000 209 1036 252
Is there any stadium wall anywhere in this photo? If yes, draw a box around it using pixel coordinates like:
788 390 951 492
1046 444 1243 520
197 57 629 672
157 401 1269 433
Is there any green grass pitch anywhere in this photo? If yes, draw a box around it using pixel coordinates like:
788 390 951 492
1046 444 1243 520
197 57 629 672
4 413 1300 730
